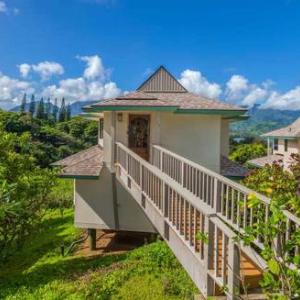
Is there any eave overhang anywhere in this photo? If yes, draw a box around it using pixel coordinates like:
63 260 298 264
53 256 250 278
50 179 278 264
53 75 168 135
83 105 178 112
83 105 247 118
260 135 298 140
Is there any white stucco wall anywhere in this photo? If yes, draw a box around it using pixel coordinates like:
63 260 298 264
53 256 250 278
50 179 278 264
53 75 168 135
220 119 230 157
74 169 115 229
74 166 155 232
103 111 224 173
273 138 300 168
159 113 222 172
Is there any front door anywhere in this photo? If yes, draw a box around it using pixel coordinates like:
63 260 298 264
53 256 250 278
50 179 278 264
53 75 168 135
128 115 150 160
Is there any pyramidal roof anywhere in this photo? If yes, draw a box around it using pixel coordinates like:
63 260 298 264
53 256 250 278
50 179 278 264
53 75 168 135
137 66 187 93
84 65 247 118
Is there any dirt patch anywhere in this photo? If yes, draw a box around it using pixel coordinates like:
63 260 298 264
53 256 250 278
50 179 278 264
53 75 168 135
76 230 155 257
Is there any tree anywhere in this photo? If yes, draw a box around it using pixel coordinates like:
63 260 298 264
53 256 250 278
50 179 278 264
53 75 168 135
20 93 27 113
58 97 67 122
36 97 45 119
66 103 71 121
229 142 267 165
52 98 58 122
29 94 35 116
45 98 51 120
0 128 56 259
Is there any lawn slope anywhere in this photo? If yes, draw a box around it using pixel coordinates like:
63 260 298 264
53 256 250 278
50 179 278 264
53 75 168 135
0 209 196 300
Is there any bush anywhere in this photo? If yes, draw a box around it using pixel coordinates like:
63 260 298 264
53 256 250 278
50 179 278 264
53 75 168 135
241 157 300 297
229 142 267 165
47 179 73 209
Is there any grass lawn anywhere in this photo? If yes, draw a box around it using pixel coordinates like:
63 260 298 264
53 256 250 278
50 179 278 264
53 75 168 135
0 209 197 300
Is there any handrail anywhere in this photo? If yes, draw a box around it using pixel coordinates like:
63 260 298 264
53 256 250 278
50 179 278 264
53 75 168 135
151 143 300 257
115 142 300 298
115 142 243 298
152 144 270 204
116 142 215 216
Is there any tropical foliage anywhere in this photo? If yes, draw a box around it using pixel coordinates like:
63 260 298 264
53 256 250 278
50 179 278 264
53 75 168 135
229 142 267 165
0 110 97 260
241 157 300 298
0 111 97 167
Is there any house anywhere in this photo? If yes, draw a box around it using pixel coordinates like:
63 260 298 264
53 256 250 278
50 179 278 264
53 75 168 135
53 66 273 299
248 117 300 168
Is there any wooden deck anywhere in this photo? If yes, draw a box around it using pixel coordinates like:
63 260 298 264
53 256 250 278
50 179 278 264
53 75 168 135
115 142 300 300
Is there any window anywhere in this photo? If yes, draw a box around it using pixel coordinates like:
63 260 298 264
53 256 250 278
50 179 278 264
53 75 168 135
274 138 278 151
99 118 104 139
284 139 288 152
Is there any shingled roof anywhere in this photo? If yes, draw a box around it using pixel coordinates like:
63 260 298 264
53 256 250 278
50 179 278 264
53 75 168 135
52 145 103 179
262 117 300 138
248 154 284 168
84 66 247 117
220 156 249 178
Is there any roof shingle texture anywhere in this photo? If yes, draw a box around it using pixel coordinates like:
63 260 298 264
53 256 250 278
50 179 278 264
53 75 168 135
91 91 245 111
248 154 283 168
262 118 300 138
220 156 249 177
52 145 103 177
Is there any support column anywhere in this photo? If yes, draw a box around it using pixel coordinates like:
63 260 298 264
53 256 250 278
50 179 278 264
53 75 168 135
88 228 96 251
227 241 240 300
204 216 215 297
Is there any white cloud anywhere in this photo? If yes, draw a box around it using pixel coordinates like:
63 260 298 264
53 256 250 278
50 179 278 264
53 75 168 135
179 69 222 99
32 61 64 80
41 55 120 102
225 74 271 107
18 61 64 80
19 64 31 78
261 87 300 110
225 75 249 101
77 55 106 80
0 1 7 13
0 73 34 107
243 87 268 107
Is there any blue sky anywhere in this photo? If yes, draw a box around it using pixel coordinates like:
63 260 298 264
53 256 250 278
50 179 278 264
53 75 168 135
1 0 300 110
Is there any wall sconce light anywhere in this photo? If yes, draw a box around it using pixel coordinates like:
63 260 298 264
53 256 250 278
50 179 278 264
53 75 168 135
117 113 123 122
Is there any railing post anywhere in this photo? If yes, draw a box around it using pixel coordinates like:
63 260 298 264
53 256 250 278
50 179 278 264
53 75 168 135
163 184 169 218
160 149 163 170
213 178 220 212
203 215 215 297
181 161 184 187
227 240 240 300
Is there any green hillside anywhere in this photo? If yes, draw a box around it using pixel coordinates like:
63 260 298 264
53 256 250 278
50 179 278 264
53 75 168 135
231 105 300 137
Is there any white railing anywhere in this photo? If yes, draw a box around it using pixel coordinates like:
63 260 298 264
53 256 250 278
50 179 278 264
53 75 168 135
151 144 300 259
115 142 300 298
116 142 249 299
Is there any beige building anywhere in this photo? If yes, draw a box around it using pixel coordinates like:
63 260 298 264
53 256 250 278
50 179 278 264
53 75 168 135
249 118 300 168
53 67 274 299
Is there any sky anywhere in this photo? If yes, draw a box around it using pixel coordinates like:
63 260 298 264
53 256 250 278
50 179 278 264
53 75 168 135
1 0 300 110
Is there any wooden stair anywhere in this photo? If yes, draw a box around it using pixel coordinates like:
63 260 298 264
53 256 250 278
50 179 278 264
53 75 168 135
170 198 263 293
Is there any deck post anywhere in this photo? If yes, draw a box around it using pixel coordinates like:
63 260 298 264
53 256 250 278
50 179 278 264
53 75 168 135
203 216 215 297
227 240 240 300
88 228 97 251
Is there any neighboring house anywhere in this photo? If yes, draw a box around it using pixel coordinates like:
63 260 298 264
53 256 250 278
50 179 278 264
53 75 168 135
53 66 271 298
248 117 300 168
